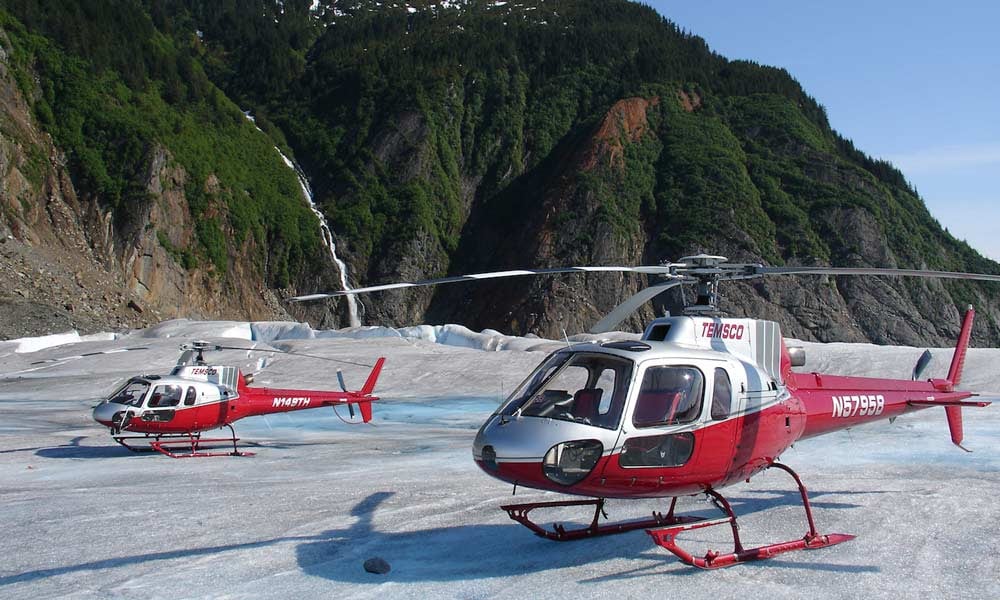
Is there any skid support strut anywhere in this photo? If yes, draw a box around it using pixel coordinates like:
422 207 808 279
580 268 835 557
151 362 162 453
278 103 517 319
646 462 855 569
502 497 702 541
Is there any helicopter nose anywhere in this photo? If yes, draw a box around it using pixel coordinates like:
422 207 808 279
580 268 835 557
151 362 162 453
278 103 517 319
92 402 123 427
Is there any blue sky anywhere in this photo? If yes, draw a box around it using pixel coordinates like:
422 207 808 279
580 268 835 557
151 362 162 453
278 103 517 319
648 1 1000 262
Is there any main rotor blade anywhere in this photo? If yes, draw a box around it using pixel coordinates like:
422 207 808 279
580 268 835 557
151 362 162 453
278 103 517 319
208 344 376 369
589 281 685 334
758 266 1000 282
29 346 150 365
288 266 678 302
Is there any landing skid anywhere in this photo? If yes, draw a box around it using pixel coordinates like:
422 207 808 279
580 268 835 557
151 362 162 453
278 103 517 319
501 497 703 541
646 462 855 569
112 435 159 453
113 425 253 458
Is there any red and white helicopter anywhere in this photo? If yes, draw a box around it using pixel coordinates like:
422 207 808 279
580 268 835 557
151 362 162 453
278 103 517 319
90 341 385 457
294 254 998 569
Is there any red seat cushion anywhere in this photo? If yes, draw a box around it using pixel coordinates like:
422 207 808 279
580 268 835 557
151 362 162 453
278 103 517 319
571 388 602 420
633 391 680 427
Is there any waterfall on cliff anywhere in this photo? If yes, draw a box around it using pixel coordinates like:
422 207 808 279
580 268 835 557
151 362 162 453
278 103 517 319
279 153 361 327
244 113 361 327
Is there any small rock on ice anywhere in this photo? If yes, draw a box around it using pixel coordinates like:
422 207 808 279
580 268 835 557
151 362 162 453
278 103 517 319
364 556 391 575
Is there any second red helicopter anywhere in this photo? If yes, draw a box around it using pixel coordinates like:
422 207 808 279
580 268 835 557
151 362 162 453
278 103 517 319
91 341 385 457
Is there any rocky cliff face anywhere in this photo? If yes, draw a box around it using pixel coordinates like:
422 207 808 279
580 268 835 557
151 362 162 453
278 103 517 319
363 92 1000 347
4 0 999 348
215 0 994 347
0 39 292 338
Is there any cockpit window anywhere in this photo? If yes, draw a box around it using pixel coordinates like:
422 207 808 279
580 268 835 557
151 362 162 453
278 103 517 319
499 351 571 417
108 380 150 407
498 352 633 430
632 366 704 427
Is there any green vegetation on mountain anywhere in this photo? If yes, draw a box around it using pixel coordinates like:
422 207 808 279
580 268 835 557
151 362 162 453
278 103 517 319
1 0 997 341
0 0 322 284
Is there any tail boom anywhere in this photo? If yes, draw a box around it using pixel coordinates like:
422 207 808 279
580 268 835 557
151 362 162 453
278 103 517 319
239 357 385 423
789 372 975 440
788 306 989 448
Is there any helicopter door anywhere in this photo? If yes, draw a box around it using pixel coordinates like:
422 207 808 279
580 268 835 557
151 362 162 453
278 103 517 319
142 384 183 422
619 365 704 468
700 366 739 474
727 362 770 477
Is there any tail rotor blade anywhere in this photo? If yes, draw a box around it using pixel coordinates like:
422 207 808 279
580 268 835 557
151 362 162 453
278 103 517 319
912 350 933 381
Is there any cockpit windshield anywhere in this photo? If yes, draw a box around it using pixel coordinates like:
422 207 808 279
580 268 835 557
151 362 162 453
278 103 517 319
498 351 633 430
108 379 150 407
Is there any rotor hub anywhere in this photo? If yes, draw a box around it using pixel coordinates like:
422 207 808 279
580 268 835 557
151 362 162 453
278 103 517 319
667 256 765 316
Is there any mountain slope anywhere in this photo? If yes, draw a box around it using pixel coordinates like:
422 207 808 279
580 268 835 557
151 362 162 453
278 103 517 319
192 0 998 344
0 2 350 335
2 0 998 345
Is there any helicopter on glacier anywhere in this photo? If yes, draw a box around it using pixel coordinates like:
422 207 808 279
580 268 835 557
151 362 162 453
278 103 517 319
291 254 997 568
88 341 385 457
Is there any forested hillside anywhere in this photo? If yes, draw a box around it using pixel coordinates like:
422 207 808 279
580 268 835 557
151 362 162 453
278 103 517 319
1 0 997 344
1 0 329 281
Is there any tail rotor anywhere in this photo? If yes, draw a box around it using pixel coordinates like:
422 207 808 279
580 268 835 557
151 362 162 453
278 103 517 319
336 370 357 420
912 350 933 381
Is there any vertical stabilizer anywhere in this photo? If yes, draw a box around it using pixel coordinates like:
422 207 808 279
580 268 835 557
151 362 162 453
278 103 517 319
947 306 975 387
361 358 386 395
359 400 373 423
946 306 975 450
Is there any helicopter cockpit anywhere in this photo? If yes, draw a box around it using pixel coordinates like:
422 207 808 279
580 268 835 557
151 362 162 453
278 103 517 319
497 351 633 430
97 378 201 426
107 379 152 408
495 349 713 431
474 339 750 491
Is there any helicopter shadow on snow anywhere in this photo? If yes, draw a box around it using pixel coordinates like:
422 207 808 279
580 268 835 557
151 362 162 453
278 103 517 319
295 488 884 584
31 434 277 459
723 487 891 514
0 489 881 588
0 526 330 588
31 436 127 459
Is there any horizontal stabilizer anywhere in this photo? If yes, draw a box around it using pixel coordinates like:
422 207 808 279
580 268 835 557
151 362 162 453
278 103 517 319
906 399 992 408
